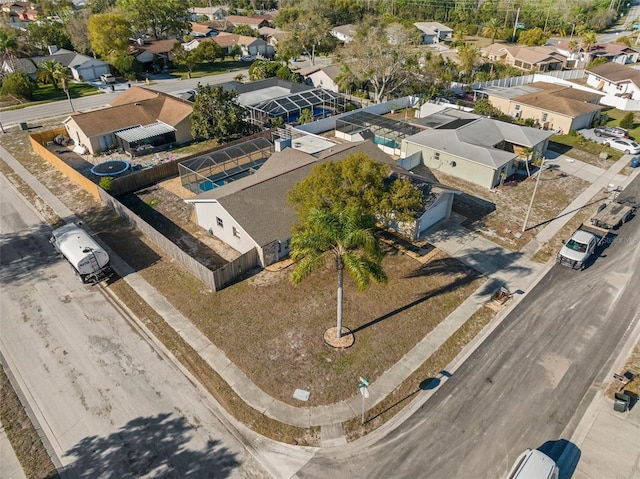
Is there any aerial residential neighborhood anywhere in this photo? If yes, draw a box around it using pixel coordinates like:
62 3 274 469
1 1 640 478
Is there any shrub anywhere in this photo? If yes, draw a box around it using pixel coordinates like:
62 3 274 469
620 112 635 130
99 176 114 191
569 129 578 137
1 72 36 100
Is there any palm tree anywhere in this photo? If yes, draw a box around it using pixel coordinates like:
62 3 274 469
482 18 503 44
581 31 598 52
37 60 66 90
290 207 387 340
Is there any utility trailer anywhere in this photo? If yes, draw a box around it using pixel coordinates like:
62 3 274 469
50 223 112 284
590 200 635 229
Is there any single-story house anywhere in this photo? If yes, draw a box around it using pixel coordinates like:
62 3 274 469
258 26 287 47
189 21 219 37
185 139 459 267
481 44 567 72
1 57 38 78
226 14 269 30
330 24 357 43
210 32 273 57
26 47 110 81
62 87 193 156
414 22 453 44
556 41 640 68
401 108 555 189
189 5 227 21
477 82 603 133
586 62 640 101
131 39 179 69
296 64 341 92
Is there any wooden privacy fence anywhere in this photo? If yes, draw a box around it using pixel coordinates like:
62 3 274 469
30 129 101 200
99 189 259 290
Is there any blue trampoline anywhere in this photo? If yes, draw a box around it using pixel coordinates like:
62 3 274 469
91 159 131 176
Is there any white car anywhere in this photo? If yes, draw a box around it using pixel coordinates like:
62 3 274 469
603 138 640 154
239 55 256 62
100 73 116 84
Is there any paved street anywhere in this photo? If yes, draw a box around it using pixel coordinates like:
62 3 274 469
0 173 270 478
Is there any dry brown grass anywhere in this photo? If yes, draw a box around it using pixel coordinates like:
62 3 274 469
0 365 60 479
605 342 640 401
0 125 491 446
431 168 590 251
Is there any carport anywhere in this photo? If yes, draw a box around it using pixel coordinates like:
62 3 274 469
114 122 177 157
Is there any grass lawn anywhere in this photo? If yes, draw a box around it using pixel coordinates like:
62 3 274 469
0 123 499 447
171 60 250 80
1 82 104 111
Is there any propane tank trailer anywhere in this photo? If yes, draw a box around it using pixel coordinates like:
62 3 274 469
50 223 112 284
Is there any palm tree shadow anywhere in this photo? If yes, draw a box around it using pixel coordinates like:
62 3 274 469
352 257 480 334
55 413 240 478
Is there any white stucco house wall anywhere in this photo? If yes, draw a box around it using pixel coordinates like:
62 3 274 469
586 62 640 101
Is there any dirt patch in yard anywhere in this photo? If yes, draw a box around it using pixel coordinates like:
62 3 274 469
430 168 591 252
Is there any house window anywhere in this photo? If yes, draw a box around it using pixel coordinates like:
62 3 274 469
542 113 548 122
515 104 520 111
434 152 440 161
232 226 240 238
216 217 223 228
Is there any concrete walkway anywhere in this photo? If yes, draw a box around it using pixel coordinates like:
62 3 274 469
0 420 26 479
2 141 640 473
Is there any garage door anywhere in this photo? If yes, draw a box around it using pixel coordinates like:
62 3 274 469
419 200 448 234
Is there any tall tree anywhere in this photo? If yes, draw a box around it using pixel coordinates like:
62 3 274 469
282 11 334 65
190 84 249 141
66 10 92 55
581 31 598 52
117 0 192 40
287 153 423 228
481 18 503 44
26 20 72 50
457 43 481 82
290 207 387 339
339 22 419 103
0 27 19 69
36 60 67 89
87 13 132 60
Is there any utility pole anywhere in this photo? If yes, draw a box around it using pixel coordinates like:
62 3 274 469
512 8 521 42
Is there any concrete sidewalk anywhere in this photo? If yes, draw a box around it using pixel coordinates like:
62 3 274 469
0 421 26 479
2 140 640 471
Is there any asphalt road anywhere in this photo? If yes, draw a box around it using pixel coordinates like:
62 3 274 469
294 186 640 477
0 173 269 478
0 69 248 128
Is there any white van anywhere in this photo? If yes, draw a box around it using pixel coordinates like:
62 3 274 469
506 449 559 479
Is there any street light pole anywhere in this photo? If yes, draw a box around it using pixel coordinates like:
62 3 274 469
522 158 552 232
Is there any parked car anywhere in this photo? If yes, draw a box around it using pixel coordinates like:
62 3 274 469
603 138 640 154
594 126 629 139
239 55 256 62
100 73 116 84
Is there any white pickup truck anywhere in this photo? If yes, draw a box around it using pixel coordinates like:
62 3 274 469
556 225 606 270
556 199 635 270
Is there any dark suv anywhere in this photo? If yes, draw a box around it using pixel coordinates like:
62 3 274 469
594 126 629 138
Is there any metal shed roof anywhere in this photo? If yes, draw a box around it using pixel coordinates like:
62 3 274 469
115 122 175 143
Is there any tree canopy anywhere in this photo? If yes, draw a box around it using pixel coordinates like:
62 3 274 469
1 72 36 100
287 153 423 226
290 207 386 339
339 22 419 103
87 13 132 60
116 0 192 40
190 84 249 141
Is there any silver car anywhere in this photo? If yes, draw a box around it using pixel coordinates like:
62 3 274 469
594 126 629 138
